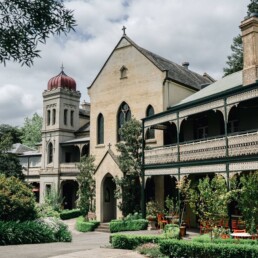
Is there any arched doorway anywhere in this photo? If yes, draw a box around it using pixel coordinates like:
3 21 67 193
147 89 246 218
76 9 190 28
102 174 116 222
62 180 78 210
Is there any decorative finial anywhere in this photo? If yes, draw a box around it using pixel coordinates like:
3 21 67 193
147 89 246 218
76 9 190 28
122 26 126 36
61 63 64 72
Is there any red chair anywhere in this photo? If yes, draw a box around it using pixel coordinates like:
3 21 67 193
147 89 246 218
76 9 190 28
157 214 168 229
233 229 246 239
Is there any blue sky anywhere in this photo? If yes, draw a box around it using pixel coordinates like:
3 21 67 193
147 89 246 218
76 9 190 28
0 0 249 126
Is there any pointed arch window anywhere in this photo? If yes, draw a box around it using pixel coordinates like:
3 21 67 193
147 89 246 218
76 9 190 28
48 142 53 164
120 66 128 79
146 105 155 139
52 109 56 125
97 113 104 144
47 110 51 126
117 102 131 141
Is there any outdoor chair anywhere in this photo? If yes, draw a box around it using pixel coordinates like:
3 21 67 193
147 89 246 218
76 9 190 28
157 214 168 229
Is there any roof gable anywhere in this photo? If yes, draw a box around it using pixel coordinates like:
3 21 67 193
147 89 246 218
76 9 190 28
88 35 214 90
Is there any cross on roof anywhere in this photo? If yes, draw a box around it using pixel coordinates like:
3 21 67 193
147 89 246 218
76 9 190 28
108 143 112 149
122 26 126 36
61 63 64 72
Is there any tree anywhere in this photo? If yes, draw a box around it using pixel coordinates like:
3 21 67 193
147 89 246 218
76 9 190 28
77 155 96 217
0 132 24 180
0 0 76 66
0 124 22 144
115 118 142 216
188 175 228 237
20 113 43 148
223 0 258 76
0 174 37 221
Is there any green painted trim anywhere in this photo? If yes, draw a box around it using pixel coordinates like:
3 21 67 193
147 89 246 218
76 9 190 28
143 81 258 124
143 154 258 170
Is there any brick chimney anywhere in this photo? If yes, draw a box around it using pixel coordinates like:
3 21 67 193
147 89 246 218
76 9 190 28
240 14 258 86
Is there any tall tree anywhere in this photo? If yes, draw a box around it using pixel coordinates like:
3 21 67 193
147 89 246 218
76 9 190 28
223 0 258 76
115 118 142 216
0 124 22 144
0 0 76 66
77 155 96 217
20 113 43 148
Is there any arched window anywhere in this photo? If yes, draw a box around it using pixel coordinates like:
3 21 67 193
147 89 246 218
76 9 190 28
52 109 56 125
117 102 131 141
64 109 68 125
97 113 104 144
146 105 155 139
70 110 74 126
48 142 53 164
120 66 128 79
47 110 51 126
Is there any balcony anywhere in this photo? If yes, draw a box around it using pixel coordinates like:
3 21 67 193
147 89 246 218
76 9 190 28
60 163 79 173
144 130 258 165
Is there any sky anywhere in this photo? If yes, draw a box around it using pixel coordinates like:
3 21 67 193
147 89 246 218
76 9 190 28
0 0 249 126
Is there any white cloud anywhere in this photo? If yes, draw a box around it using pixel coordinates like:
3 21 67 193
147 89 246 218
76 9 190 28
0 0 249 126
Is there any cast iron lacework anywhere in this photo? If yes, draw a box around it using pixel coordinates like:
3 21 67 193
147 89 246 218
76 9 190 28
120 66 128 79
117 102 131 141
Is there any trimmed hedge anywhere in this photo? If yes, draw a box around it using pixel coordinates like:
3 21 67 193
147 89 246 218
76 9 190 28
111 234 164 250
109 219 148 233
159 239 258 258
0 219 71 245
75 216 100 232
193 233 257 245
60 209 82 220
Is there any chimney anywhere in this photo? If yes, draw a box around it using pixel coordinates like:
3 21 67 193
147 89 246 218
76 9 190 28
240 13 258 86
182 62 189 69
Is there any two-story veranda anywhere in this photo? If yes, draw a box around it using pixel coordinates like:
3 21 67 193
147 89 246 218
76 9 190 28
143 70 258 227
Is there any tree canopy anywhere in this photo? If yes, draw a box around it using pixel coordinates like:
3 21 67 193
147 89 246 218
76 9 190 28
223 0 258 76
20 113 43 148
0 0 76 66
115 118 142 216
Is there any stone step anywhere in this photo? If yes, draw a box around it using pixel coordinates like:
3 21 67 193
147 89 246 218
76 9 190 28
95 223 110 233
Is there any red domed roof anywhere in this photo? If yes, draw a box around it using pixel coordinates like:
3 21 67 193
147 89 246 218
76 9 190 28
47 70 76 91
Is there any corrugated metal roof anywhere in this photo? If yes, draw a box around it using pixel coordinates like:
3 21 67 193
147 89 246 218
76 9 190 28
172 70 243 107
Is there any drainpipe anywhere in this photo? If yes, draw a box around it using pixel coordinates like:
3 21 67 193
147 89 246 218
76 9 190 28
141 119 146 219
224 98 232 232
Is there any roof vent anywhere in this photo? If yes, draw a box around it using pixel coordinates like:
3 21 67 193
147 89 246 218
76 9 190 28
182 62 189 69
200 83 210 89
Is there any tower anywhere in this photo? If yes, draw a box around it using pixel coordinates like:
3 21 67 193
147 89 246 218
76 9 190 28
40 68 81 202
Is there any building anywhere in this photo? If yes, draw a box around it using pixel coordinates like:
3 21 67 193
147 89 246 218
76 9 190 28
142 14 258 227
19 13 256 224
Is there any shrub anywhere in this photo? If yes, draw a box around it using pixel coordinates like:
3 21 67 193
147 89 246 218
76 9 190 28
159 239 258 258
0 219 71 245
60 209 82 220
136 243 167 258
75 216 100 232
36 203 60 218
192 233 257 245
110 219 148 233
163 224 180 239
111 234 164 249
0 175 37 221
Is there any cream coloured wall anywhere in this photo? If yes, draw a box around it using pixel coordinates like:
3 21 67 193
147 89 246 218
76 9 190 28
88 40 166 167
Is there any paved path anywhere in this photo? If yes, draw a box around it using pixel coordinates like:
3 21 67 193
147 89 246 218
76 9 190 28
0 219 146 258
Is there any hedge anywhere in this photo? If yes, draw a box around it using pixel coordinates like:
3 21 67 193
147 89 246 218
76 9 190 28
75 216 100 232
109 219 148 233
0 219 71 245
193 234 257 245
159 239 258 258
60 209 82 220
111 234 164 250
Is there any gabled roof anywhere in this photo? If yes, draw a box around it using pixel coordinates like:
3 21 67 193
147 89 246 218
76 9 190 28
88 35 214 90
9 143 36 154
